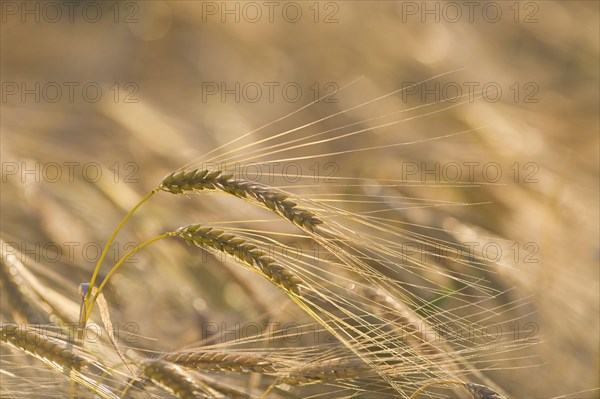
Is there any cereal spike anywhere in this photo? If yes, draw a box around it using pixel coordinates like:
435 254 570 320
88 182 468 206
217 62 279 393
176 223 303 296
160 169 323 232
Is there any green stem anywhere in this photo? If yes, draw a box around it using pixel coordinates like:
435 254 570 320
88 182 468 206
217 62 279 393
84 188 158 319
85 232 174 319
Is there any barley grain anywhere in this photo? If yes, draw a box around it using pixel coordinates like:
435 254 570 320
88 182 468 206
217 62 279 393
176 223 303 295
160 169 323 232
165 350 276 374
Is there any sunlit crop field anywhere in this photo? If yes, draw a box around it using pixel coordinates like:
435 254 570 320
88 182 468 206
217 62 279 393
1 2 598 398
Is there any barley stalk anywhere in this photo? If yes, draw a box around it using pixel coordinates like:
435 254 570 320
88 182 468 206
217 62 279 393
84 189 158 323
160 169 323 232
176 223 304 296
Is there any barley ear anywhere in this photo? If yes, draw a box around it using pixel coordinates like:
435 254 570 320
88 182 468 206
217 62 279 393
160 169 323 232
176 223 304 296
164 350 277 374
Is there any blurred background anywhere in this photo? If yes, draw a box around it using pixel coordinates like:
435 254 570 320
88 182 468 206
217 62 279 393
1 1 598 397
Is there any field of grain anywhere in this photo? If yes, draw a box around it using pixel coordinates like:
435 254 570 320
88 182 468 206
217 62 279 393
1 2 598 398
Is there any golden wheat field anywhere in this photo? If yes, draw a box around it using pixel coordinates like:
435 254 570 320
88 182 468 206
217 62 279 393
1 1 599 398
